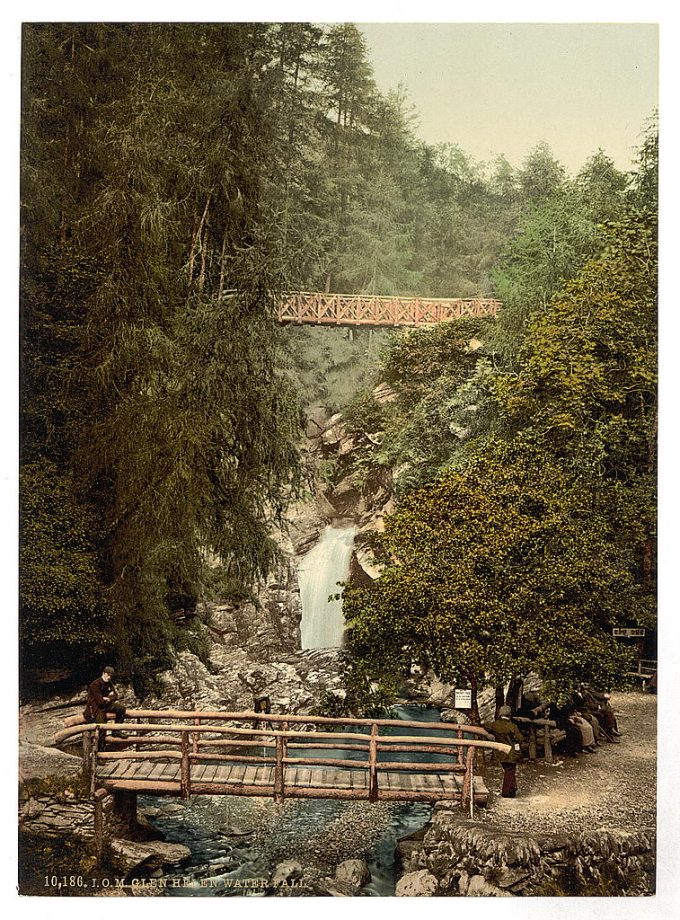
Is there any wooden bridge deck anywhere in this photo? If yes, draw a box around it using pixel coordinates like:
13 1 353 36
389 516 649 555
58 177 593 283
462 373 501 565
97 758 489 803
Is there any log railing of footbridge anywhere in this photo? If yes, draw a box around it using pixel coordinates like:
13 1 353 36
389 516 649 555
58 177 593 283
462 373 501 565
54 710 511 811
276 291 502 327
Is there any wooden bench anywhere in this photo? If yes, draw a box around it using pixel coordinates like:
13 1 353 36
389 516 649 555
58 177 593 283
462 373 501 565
626 672 653 690
513 717 566 764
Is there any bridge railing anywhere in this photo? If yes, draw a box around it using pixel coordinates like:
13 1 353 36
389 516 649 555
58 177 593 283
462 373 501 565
277 291 502 326
55 709 511 808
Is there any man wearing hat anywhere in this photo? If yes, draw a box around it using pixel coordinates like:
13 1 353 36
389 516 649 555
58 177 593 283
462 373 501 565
484 705 524 798
83 666 126 749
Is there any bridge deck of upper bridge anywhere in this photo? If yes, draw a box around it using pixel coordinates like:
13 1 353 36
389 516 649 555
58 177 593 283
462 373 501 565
277 291 502 327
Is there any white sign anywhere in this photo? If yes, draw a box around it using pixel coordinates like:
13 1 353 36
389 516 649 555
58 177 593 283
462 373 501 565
612 628 646 638
454 688 472 709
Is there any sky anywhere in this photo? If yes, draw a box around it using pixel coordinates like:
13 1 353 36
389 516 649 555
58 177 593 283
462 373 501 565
358 23 658 175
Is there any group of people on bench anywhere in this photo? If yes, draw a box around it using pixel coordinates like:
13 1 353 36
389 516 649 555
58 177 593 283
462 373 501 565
515 685 622 756
484 684 622 798
557 685 622 754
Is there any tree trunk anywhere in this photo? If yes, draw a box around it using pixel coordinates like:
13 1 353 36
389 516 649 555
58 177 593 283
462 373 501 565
505 677 523 713
494 683 505 719
643 535 653 588
469 673 480 725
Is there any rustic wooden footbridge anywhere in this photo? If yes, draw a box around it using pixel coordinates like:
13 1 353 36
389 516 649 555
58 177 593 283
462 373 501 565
276 291 501 327
55 709 511 810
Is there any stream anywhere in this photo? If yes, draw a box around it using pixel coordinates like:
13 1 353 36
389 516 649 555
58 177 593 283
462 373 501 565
140 525 437 896
142 704 440 897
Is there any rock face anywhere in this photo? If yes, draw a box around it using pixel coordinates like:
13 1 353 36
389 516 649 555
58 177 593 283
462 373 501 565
19 742 84 782
144 502 346 714
20 698 89 748
20 788 142 844
305 406 330 439
317 858 372 897
325 473 363 516
148 646 344 715
300 404 396 588
321 413 345 448
372 382 397 404
20 795 97 841
399 808 656 896
465 874 512 897
205 595 300 664
20 685 139 748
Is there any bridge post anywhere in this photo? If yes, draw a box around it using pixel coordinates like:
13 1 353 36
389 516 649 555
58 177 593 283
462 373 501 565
93 788 107 867
274 723 287 804
456 728 465 766
180 730 191 798
462 746 474 813
82 728 93 785
90 728 100 797
368 723 379 802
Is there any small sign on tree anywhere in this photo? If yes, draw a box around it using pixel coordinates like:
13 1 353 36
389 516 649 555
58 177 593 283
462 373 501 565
454 688 472 709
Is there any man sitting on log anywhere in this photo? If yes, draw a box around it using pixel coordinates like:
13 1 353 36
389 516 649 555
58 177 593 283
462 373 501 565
83 665 126 749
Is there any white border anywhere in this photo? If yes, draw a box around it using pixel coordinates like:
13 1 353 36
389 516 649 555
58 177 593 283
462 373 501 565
3 5 676 920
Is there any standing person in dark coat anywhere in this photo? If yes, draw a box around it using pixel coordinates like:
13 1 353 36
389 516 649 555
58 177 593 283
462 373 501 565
83 666 126 749
484 705 524 798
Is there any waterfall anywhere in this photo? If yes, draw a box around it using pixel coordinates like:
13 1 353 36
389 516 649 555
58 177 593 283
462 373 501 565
299 525 358 649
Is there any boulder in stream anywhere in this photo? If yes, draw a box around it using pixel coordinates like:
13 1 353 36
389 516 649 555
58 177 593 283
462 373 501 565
271 859 303 886
334 858 371 891
395 868 439 897
108 839 191 875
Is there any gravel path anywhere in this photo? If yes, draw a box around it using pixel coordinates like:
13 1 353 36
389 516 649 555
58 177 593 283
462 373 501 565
478 691 656 836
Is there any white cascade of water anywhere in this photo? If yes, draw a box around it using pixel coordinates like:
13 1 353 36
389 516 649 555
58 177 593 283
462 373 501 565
298 525 358 649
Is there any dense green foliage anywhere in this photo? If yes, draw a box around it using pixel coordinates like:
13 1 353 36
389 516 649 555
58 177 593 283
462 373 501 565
283 326 393 413
342 318 496 490
492 151 628 359
20 463 108 655
344 441 641 701
21 24 302 688
342 127 657 702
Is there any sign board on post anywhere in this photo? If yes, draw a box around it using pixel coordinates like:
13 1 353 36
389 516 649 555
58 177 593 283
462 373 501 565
454 688 472 709
612 628 646 638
